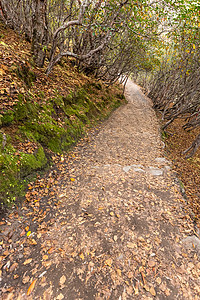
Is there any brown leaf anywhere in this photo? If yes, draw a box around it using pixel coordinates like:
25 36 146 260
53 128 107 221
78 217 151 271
56 293 64 300
9 262 18 272
148 260 156 268
22 275 30 284
165 288 171 296
59 275 66 286
127 242 135 249
134 282 139 295
149 286 156 296
156 277 162 285
27 279 37 295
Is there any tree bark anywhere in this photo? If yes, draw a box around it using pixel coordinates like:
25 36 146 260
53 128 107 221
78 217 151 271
32 0 48 67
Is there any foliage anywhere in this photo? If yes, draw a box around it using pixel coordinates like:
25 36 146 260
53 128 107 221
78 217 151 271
0 0 172 83
135 0 200 156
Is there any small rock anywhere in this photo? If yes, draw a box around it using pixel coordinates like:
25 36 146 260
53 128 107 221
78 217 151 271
133 168 145 173
123 166 131 173
155 157 169 164
147 167 163 176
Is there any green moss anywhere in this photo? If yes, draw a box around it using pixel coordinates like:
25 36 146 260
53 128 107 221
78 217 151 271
0 146 22 207
0 143 48 207
1 110 14 126
16 63 36 87
20 146 47 177
15 94 39 121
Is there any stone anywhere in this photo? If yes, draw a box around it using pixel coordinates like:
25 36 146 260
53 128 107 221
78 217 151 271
123 166 131 173
147 167 163 176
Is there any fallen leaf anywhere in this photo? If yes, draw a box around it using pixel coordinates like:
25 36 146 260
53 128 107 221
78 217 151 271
143 284 150 291
127 285 133 295
79 253 84 260
127 242 135 249
149 286 156 296
56 293 64 300
156 277 162 285
134 282 139 295
110 212 114 216
60 275 66 285
29 238 37 245
24 258 32 265
27 279 37 295
105 258 112 267
148 260 156 268
160 282 166 292
10 263 18 272
27 231 31 237
48 247 54 254
165 288 171 296
70 178 75 182
43 255 48 260
23 275 30 284
114 235 118 241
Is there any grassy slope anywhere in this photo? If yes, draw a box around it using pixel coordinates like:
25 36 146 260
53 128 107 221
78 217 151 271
0 22 126 207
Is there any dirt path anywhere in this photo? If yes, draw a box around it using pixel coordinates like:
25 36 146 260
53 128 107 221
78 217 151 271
1 80 200 299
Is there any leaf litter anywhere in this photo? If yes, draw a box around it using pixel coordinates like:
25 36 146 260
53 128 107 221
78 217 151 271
0 81 200 299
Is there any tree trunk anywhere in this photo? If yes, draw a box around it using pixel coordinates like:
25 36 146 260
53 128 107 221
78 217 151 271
32 0 48 67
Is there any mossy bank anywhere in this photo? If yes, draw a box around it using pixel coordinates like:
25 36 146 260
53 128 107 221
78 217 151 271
0 83 126 208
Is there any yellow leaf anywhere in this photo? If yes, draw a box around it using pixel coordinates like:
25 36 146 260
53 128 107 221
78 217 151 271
105 258 112 267
0 41 8 47
149 286 156 296
79 253 84 260
193 44 195 50
70 178 75 182
0 69 5 76
27 231 31 237
27 279 37 296
24 258 32 265
43 255 48 260
110 212 114 216
29 238 37 245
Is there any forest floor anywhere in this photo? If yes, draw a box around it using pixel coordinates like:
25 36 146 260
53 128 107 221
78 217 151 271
1 80 200 299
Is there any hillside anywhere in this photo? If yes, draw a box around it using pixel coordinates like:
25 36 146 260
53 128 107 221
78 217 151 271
0 22 126 209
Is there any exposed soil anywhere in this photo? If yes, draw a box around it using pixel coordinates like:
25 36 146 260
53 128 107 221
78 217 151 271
0 80 200 299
